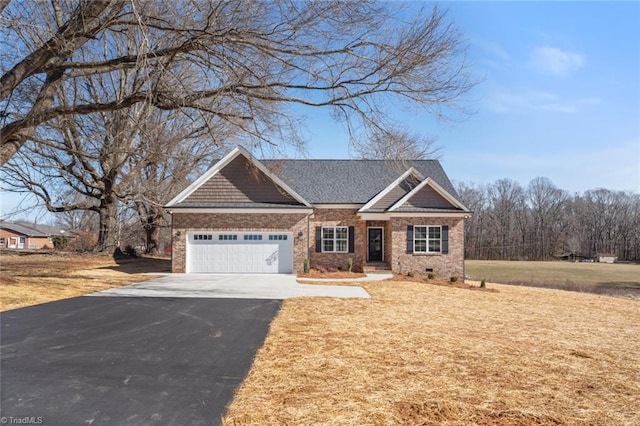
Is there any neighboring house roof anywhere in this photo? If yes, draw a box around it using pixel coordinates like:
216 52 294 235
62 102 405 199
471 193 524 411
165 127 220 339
167 146 470 213
14 222 78 237
0 222 50 237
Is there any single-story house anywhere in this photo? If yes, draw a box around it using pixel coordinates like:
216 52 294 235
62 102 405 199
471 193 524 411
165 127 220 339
166 146 471 278
0 222 52 249
596 253 617 264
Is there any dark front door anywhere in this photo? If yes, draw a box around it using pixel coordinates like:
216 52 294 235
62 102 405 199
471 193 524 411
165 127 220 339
367 228 383 262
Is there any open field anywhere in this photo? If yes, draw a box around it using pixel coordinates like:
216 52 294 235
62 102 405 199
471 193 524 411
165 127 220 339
466 260 640 298
0 252 170 311
224 280 639 425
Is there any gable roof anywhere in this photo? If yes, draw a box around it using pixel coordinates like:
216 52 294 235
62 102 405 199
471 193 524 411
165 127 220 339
389 177 469 212
358 168 424 213
0 222 50 237
166 146 312 208
167 146 468 212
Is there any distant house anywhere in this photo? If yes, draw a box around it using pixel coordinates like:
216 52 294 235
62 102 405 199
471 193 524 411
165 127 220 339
0 222 52 249
596 253 617 264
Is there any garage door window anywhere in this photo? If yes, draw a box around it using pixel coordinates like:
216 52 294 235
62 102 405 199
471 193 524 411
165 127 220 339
194 234 213 240
218 234 238 240
269 235 288 240
244 234 263 241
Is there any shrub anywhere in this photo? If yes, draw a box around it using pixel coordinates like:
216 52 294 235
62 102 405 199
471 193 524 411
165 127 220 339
303 259 310 273
480 279 486 288
317 266 327 273
407 271 415 277
51 236 69 250
124 245 141 257
450 276 458 283
427 272 436 280
328 266 339 273
347 257 353 272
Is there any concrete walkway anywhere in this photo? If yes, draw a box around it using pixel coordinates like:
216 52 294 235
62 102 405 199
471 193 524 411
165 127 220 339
297 272 393 282
89 274 370 299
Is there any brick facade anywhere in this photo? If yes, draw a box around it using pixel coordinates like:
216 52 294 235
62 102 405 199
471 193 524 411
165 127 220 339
309 209 365 272
171 210 465 279
390 216 465 280
171 212 309 273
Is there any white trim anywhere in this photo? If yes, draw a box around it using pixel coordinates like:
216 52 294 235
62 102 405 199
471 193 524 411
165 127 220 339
359 167 424 212
388 177 470 212
359 211 468 220
359 213 391 221
166 146 312 208
314 204 363 209
390 212 469 218
366 226 384 262
168 208 314 214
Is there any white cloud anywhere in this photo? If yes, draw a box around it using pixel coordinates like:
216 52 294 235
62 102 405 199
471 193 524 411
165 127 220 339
485 90 600 114
529 46 585 76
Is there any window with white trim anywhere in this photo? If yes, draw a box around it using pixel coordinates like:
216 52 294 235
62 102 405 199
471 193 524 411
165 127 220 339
322 226 348 253
414 226 441 253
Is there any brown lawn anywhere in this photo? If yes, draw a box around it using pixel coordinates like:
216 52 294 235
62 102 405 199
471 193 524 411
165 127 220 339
0 252 170 311
224 280 640 425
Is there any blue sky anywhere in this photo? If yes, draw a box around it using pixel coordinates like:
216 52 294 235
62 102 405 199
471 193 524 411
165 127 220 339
1 1 639 221
300 1 640 194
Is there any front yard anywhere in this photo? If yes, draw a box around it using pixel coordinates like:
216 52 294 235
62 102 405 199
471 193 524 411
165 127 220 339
224 280 639 425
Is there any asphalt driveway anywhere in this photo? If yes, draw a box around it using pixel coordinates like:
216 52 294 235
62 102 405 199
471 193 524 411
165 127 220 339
1 296 281 425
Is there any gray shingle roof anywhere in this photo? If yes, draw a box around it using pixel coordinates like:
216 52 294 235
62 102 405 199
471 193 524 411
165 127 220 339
0 222 50 237
262 159 458 204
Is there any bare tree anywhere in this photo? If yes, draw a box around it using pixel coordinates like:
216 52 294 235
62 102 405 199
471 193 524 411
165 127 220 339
1 0 474 166
527 177 567 260
352 128 439 160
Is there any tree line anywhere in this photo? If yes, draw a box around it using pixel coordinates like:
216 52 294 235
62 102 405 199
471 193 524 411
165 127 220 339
457 177 640 261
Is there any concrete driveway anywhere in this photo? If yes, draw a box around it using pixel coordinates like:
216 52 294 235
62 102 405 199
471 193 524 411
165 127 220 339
89 274 370 299
1 296 281 425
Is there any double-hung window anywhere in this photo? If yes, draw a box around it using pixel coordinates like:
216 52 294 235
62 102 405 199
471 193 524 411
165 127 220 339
322 226 348 253
414 226 441 254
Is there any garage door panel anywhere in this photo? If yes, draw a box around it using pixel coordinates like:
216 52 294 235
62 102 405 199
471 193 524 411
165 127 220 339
187 232 293 273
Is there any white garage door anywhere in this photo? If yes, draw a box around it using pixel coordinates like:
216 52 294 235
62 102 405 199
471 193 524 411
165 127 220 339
186 232 293 273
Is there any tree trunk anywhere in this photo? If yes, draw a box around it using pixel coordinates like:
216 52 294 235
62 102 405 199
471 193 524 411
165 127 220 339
145 217 160 255
96 197 118 253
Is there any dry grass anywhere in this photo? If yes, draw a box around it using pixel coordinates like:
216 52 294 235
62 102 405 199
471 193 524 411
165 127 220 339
466 260 640 298
224 280 639 425
0 252 170 311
